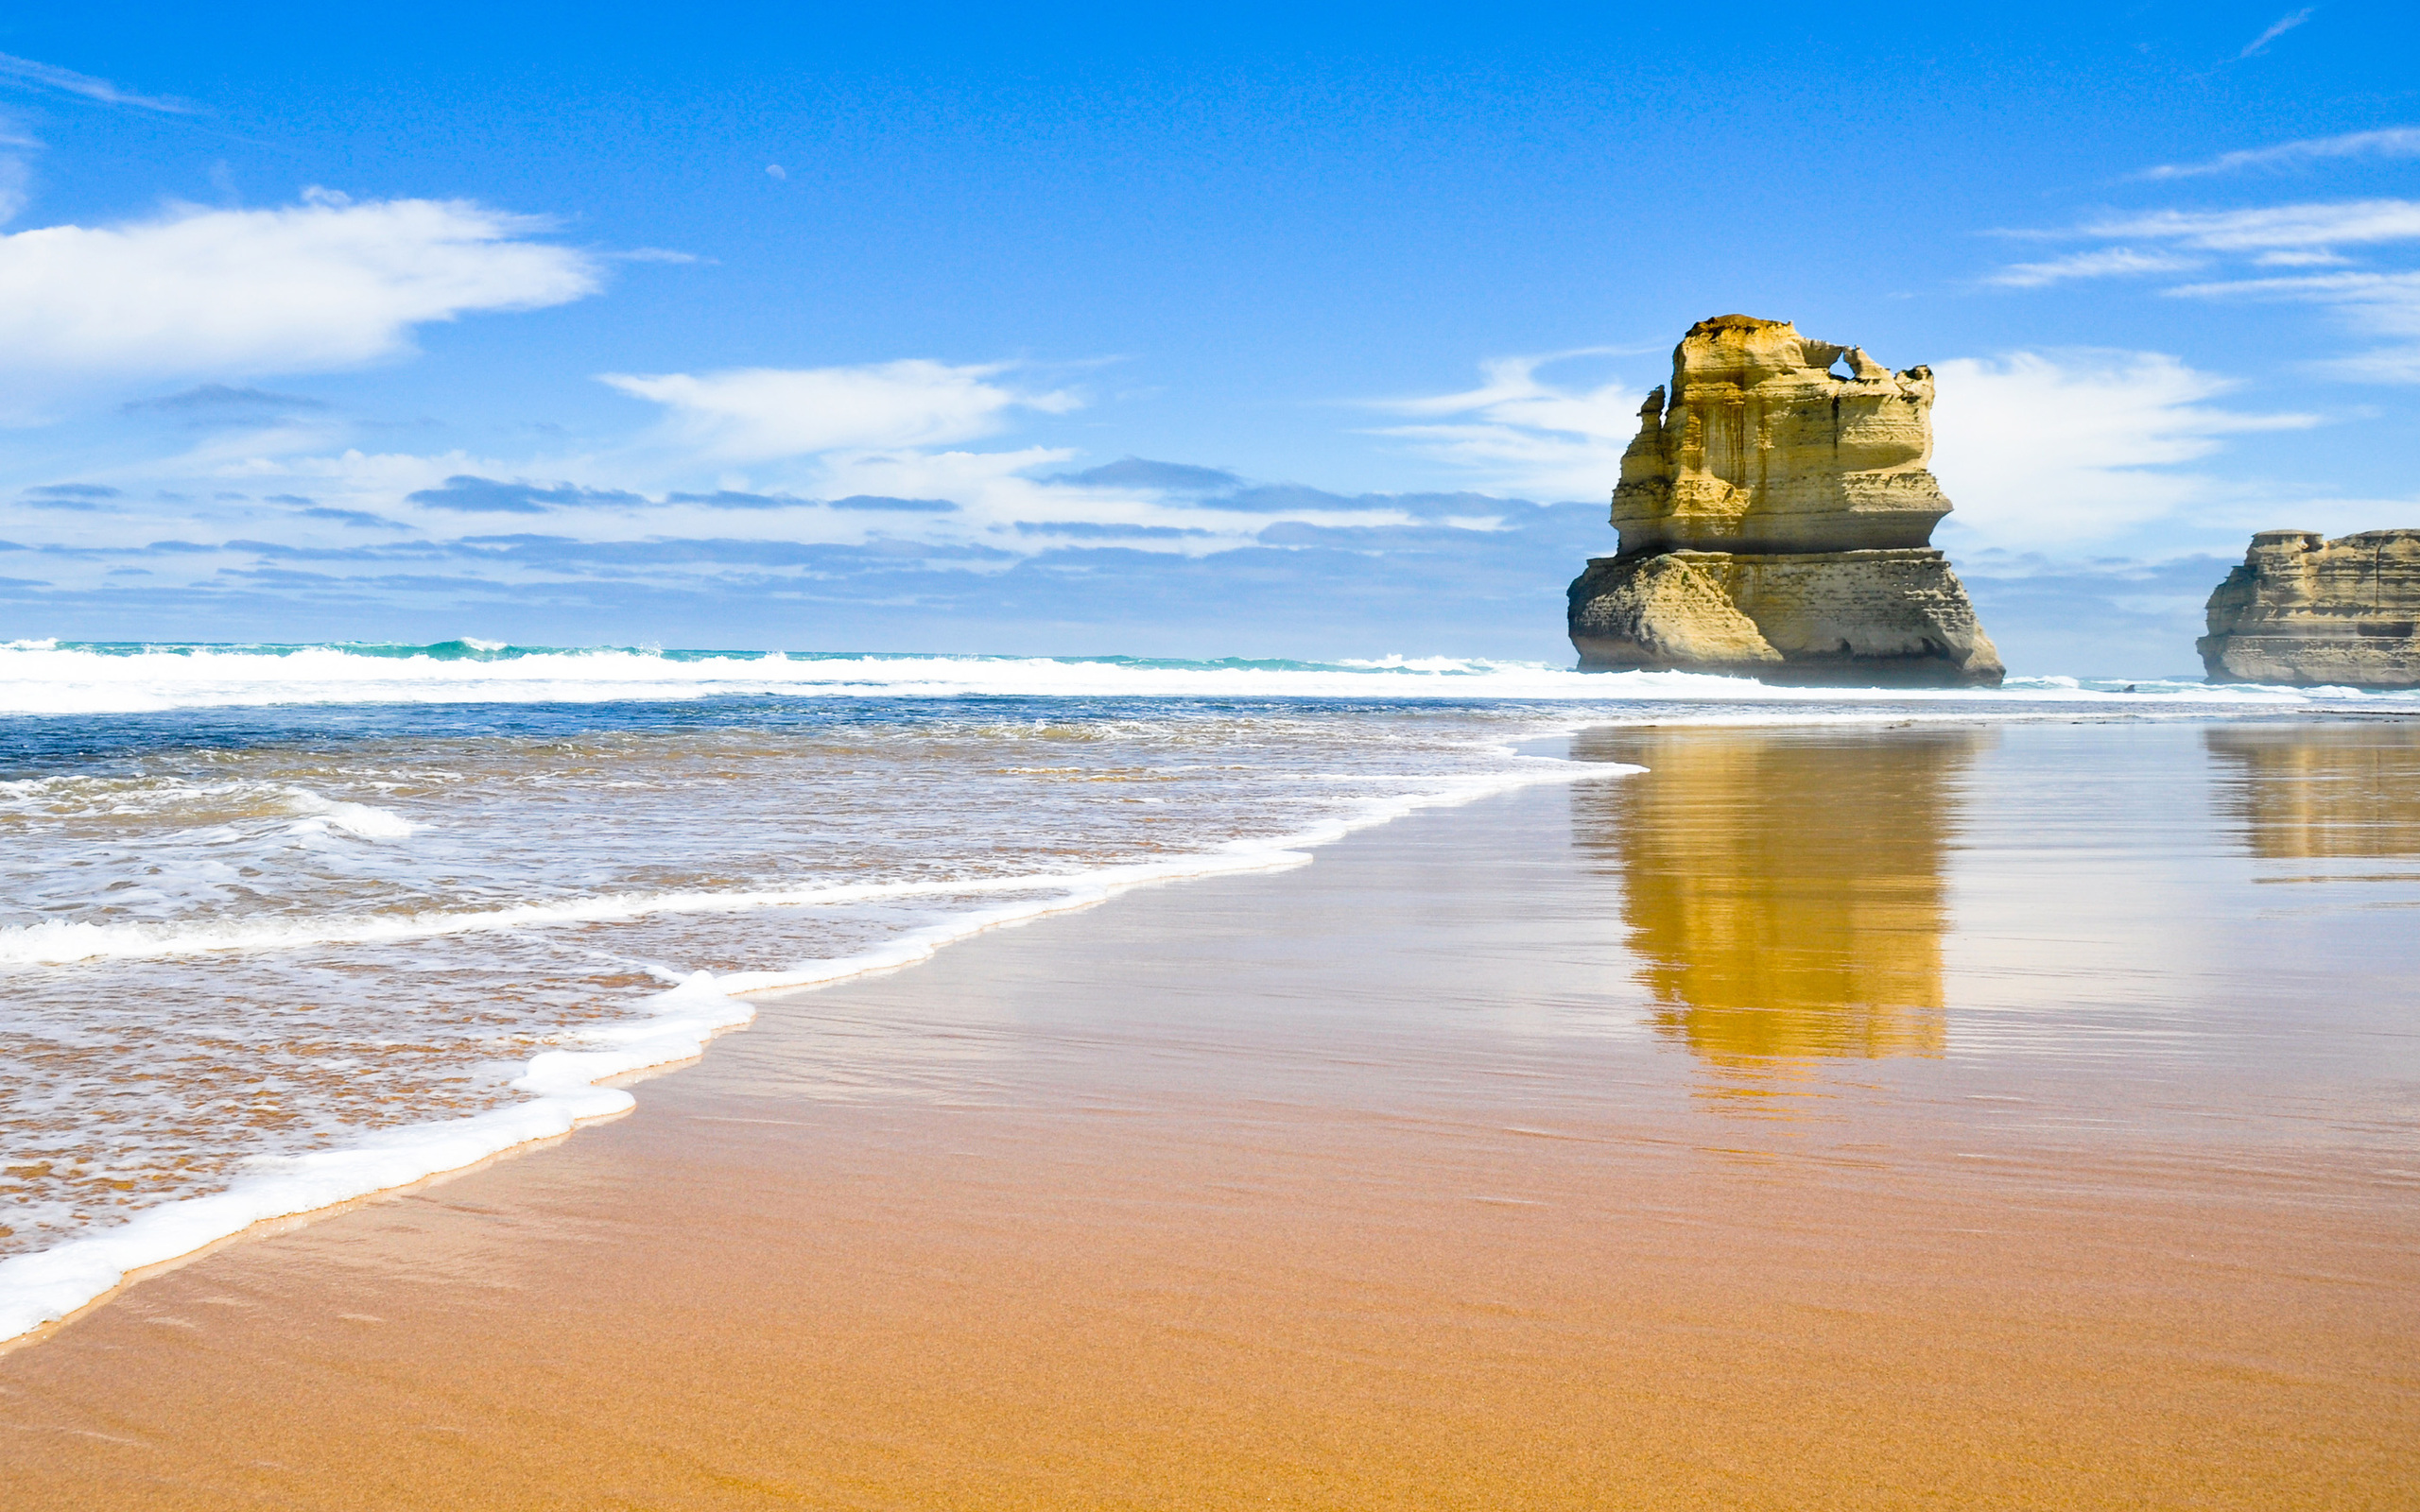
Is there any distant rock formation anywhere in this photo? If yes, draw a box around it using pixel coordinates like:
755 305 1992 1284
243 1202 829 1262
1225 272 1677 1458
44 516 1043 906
2198 529 2420 688
1567 315 2003 687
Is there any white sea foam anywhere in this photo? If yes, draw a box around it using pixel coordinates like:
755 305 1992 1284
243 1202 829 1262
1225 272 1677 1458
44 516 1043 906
282 790 415 839
0 853 1405 967
0 750 1635 1347
2 641 2411 714
0 971 755 1349
0 877 1036 966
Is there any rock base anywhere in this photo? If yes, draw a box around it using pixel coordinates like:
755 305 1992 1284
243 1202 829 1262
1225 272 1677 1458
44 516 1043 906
1567 547 2005 688
2199 530 2420 688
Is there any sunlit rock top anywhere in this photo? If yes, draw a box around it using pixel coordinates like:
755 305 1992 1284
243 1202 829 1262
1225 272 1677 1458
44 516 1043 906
1613 315 1951 555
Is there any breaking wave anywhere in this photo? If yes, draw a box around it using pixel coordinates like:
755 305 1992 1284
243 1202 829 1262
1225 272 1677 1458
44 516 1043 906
3 639 2411 714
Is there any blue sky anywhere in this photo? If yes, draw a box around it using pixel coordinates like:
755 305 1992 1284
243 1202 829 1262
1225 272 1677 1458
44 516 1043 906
0 2 2413 673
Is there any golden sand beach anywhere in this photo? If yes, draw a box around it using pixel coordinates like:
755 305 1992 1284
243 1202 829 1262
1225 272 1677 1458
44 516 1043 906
3 721 2415 1507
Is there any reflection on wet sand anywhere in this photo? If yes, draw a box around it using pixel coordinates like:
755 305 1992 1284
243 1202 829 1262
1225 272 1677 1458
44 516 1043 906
9 723 2420 1508
2205 724 2420 868
1573 727 1988 1087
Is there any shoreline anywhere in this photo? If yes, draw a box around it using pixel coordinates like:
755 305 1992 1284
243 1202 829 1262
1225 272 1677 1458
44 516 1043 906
9 704 2411 1353
0 746 1634 1350
5 722 2413 1507
9 633 2420 719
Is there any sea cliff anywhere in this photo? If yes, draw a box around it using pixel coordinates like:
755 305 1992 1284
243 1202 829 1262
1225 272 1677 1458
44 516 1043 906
2199 529 2420 688
1568 315 2002 687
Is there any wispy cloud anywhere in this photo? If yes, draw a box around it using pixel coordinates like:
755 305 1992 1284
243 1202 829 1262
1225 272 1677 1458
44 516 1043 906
2167 269 2420 381
123 384 331 415
2239 8 2314 59
1984 182 2420 384
406 476 650 514
1048 457 1244 494
600 360 1082 463
0 52 198 114
1986 199 2420 288
2168 268 2420 302
72 391 1422 567
0 116 33 225
299 507 414 530
1984 248 2204 288
2136 126 2420 180
1362 349 1647 502
2082 199 2420 250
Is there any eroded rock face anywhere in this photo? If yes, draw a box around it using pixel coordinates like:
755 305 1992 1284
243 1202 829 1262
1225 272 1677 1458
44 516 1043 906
1570 315 2003 687
2198 529 2420 688
1614 314 1949 555
1567 548 2001 687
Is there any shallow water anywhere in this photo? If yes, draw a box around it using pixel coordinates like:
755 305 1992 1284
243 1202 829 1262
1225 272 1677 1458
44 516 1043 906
1570 721 2420 1173
0 699 1598 1267
8 715 2411 1507
3 640 2414 1346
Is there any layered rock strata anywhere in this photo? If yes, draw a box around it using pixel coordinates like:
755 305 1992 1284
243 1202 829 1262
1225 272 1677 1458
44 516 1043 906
2198 529 2420 688
1568 314 2002 687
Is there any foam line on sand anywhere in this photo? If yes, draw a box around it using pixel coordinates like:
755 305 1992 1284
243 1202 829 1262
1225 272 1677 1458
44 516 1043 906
0 754 1635 1347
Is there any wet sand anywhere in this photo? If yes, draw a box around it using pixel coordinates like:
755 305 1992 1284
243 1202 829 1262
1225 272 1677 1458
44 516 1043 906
3 720 2416 1507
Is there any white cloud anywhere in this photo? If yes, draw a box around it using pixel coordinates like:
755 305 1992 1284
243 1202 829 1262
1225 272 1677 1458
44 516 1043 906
87 352 1267 553
0 51 196 114
47 428 1404 565
2135 126 2420 180
2169 267 2420 313
2238 8 2313 58
1984 248 2204 288
2168 268 2420 381
1989 199 2420 300
2322 350 2420 384
0 193 600 414
824 448 1272 554
0 117 33 225
1928 351 2319 547
2082 199 2420 251
221 444 489 496
800 444 1408 554
1364 351 1643 501
600 360 1082 463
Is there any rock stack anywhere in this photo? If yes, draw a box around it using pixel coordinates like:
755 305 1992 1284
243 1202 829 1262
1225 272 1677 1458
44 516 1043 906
1566 315 2003 687
2199 529 2420 688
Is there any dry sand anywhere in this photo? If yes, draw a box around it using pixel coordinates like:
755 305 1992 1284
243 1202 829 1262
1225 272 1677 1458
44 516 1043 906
2 723 2414 1507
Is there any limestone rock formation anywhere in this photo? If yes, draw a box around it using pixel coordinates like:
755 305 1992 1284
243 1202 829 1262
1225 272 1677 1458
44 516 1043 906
1568 314 2003 687
2198 529 2420 688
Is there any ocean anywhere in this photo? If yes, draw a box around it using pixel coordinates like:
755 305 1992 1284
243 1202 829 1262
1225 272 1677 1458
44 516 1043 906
3 638 2414 1345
